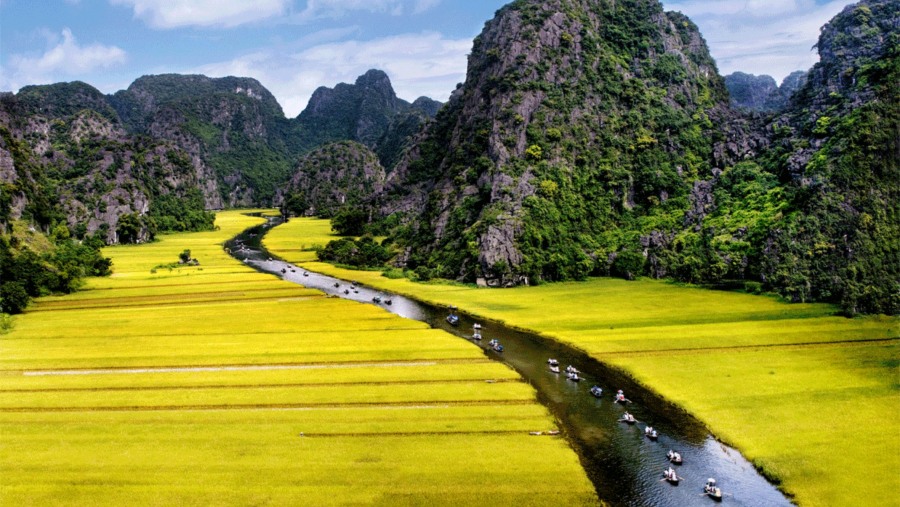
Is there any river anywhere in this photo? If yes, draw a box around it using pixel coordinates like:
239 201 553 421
227 218 794 507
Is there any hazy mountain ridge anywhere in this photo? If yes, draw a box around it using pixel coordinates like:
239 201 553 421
724 70 807 112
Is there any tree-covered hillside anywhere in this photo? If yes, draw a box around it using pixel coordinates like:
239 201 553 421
376 0 898 315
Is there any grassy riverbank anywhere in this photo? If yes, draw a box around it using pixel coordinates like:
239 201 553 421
265 217 900 507
0 211 597 506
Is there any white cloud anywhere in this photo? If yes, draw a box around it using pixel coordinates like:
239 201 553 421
662 0 853 82
109 0 290 29
297 0 440 20
1 28 127 91
194 31 470 117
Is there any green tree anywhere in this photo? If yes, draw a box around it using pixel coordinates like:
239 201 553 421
0 282 30 314
331 207 368 236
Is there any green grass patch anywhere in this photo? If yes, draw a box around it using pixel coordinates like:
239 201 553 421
267 217 900 507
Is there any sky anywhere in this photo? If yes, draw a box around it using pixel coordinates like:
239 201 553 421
0 0 856 117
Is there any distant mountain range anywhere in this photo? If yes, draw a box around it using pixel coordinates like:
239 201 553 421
1 0 896 315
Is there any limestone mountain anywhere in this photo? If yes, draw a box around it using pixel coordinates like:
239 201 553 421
0 85 217 244
383 0 730 285
280 141 386 217
110 74 297 206
376 0 897 314
725 70 807 112
747 0 899 314
0 70 438 242
296 70 441 170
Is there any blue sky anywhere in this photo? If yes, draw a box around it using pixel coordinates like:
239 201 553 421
1 0 855 117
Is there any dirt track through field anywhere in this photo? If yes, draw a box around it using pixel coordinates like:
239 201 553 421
0 399 536 413
21 361 442 376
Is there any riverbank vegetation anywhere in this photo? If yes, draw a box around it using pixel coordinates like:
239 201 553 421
265 217 900 507
0 210 596 505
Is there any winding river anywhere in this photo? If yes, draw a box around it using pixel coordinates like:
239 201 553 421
227 218 793 507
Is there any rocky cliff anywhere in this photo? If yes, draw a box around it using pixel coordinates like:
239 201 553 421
725 70 806 112
280 141 386 217
377 0 897 314
384 0 730 285
111 74 294 206
0 85 217 243
297 70 441 170
1 70 438 240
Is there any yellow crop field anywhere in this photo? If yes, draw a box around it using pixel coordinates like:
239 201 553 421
267 217 900 507
0 211 597 506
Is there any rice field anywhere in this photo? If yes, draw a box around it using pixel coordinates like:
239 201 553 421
266 217 900 507
0 211 597 506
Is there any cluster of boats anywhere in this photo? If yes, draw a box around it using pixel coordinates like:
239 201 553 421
445 306 725 501
545 356 725 502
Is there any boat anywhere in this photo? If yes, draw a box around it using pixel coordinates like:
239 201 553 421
491 342 504 352
547 358 559 367
645 426 658 440
473 323 482 330
614 390 630 404
372 296 382 303
704 478 723 501
667 449 683 464
472 332 483 341
590 385 603 398
565 365 579 374
333 282 340 288
303 272 309 277
619 412 637 424
384 299 392 305
446 313 460 326
344 289 349 295
567 372 581 382
662 467 680 484
549 365 560 373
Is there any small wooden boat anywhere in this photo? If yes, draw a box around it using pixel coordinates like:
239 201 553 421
384 299 392 305
590 385 603 398
565 365 579 374
446 314 460 326
333 282 340 288
614 390 631 404
549 365 560 373
547 358 559 367
281 268 287 274
662 467 680 484
704 479 723 501
667 450 683 464
373 296 382 303
619 412 637 424
492 342 504 352
473 323 482 330
567 372 581 381
303 272 309 277
645 426 658 440
472 332 483 341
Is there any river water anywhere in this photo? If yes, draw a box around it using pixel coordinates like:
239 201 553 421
227 219 793 507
